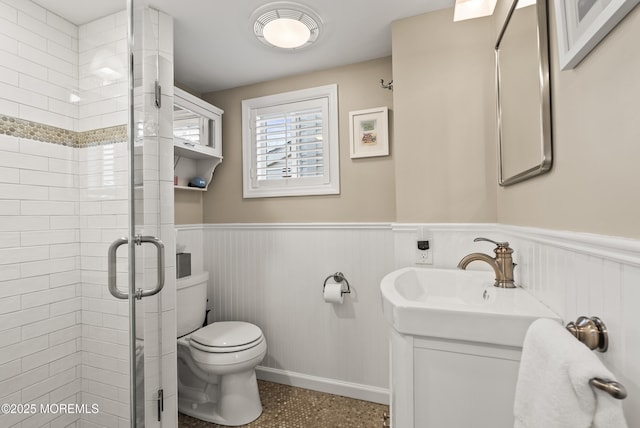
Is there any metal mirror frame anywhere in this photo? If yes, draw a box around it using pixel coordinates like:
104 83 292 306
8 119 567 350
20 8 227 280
495 0 552 186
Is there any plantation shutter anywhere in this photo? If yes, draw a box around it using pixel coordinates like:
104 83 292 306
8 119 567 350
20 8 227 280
251 98 329 189
242 84 339 198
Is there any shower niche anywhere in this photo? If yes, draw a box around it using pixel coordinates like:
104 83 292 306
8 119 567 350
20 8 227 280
173 87 224 191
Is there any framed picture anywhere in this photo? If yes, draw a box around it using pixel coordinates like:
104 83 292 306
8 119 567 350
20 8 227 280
349 107 389 158
554 0 640 70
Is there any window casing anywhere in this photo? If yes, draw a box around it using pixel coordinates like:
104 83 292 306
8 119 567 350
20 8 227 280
242 85 339 198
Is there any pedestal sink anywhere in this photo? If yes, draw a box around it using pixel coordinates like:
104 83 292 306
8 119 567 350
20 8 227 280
380 267 559 428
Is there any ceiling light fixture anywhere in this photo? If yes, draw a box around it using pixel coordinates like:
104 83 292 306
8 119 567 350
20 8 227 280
252 2 322 50
453 0 498 22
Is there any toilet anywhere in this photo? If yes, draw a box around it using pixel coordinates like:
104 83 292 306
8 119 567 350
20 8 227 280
176 271 267 426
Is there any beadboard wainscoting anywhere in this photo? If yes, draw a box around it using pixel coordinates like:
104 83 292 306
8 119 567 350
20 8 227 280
178 222 640 422
391 223 640 426
178 224 395 404
501 225 640 427
205 223 394 404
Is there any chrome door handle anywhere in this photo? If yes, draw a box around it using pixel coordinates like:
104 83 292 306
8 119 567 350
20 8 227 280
108 237 129 299
108 235 166 300
137 235 165 299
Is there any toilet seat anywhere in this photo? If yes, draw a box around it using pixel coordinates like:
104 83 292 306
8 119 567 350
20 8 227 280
190 321 264 353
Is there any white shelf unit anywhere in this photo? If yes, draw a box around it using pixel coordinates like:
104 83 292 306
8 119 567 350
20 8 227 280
173 87 224 191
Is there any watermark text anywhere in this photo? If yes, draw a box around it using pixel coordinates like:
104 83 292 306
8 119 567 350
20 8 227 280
1 403 99 415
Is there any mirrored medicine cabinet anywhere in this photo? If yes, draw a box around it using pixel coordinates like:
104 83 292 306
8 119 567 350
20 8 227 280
495 0 552 186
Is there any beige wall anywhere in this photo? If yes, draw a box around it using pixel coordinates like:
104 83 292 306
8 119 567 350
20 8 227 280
391 9 498 223
175 190 203 224
175 3 640 238
495 2 640 239
198 57 396 223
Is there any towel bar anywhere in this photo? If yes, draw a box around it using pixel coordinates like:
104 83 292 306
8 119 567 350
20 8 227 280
590 378 628 400
565 316 627 400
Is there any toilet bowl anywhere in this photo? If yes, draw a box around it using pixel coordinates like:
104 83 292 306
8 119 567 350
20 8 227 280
176 272 267 426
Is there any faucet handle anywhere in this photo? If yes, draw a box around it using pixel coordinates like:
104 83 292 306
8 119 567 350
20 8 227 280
473 237 510 248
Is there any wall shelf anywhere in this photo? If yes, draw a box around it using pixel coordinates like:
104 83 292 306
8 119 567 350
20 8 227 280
173 87 224 191
174 185 207 192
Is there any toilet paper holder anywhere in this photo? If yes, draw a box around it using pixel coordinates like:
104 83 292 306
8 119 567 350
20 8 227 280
323 272 351 296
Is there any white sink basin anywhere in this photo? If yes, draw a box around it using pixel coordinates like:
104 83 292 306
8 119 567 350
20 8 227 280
380 267 560 347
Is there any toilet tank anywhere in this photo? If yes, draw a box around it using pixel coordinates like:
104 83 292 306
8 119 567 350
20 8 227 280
176 271 209 337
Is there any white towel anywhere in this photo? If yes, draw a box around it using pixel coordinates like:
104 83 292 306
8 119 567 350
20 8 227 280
514 318 627 428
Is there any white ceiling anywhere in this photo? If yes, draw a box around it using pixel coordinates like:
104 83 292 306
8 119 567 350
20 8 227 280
33 0 454 93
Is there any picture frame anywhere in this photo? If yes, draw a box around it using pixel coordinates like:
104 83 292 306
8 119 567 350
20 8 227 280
349 107 389 159
554 0 640 70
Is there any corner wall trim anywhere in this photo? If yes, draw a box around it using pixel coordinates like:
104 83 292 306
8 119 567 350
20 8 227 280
502 225 640 267
391 223 499 232
174 224 206 231
256 366 389 405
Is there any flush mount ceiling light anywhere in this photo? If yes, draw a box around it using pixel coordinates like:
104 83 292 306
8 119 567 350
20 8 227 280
251 2 322 49
453 0 498 21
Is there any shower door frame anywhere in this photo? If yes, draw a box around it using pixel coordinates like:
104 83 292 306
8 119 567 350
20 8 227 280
122 1 176 425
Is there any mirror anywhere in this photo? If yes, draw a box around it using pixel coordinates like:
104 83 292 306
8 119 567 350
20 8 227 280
495 0 552 186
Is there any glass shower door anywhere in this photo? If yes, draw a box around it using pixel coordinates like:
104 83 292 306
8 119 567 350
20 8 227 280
106 1 176 426
0 0 174 425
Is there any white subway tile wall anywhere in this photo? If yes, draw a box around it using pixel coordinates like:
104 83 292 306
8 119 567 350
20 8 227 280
0 0 79 131
137 8 177 425
79 141 130 428
0 3 177 427
0 134 82 427
78 10 128 132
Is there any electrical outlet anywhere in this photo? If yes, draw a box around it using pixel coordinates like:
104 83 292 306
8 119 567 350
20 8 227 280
415 240 433 265
415 249 432 264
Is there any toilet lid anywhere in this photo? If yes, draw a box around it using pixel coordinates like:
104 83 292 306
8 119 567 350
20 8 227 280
191 321 263 349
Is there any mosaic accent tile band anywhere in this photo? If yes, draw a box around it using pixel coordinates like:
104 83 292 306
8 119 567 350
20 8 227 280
0 115 128 148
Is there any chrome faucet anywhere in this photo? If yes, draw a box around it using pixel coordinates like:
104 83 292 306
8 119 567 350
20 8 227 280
457 237 516 288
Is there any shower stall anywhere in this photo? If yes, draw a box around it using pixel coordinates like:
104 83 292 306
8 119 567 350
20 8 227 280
0 0 176 426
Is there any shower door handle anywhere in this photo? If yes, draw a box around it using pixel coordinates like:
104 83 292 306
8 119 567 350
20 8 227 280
108 235 166 300
136 235 166 299
108 237 129 299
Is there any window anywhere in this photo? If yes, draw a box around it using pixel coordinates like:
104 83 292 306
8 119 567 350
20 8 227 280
242 84 339 198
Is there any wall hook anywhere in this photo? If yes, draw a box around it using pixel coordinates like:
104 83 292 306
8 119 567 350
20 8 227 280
380 79 393 91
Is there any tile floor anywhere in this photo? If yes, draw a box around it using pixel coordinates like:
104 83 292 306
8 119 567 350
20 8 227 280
178 380 388 427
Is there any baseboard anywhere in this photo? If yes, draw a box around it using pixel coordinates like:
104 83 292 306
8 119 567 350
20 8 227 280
256 366 389 405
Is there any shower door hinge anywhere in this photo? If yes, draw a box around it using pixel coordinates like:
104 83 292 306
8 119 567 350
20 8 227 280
155 81 162 108
383 411 391 427
157 388 164 421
